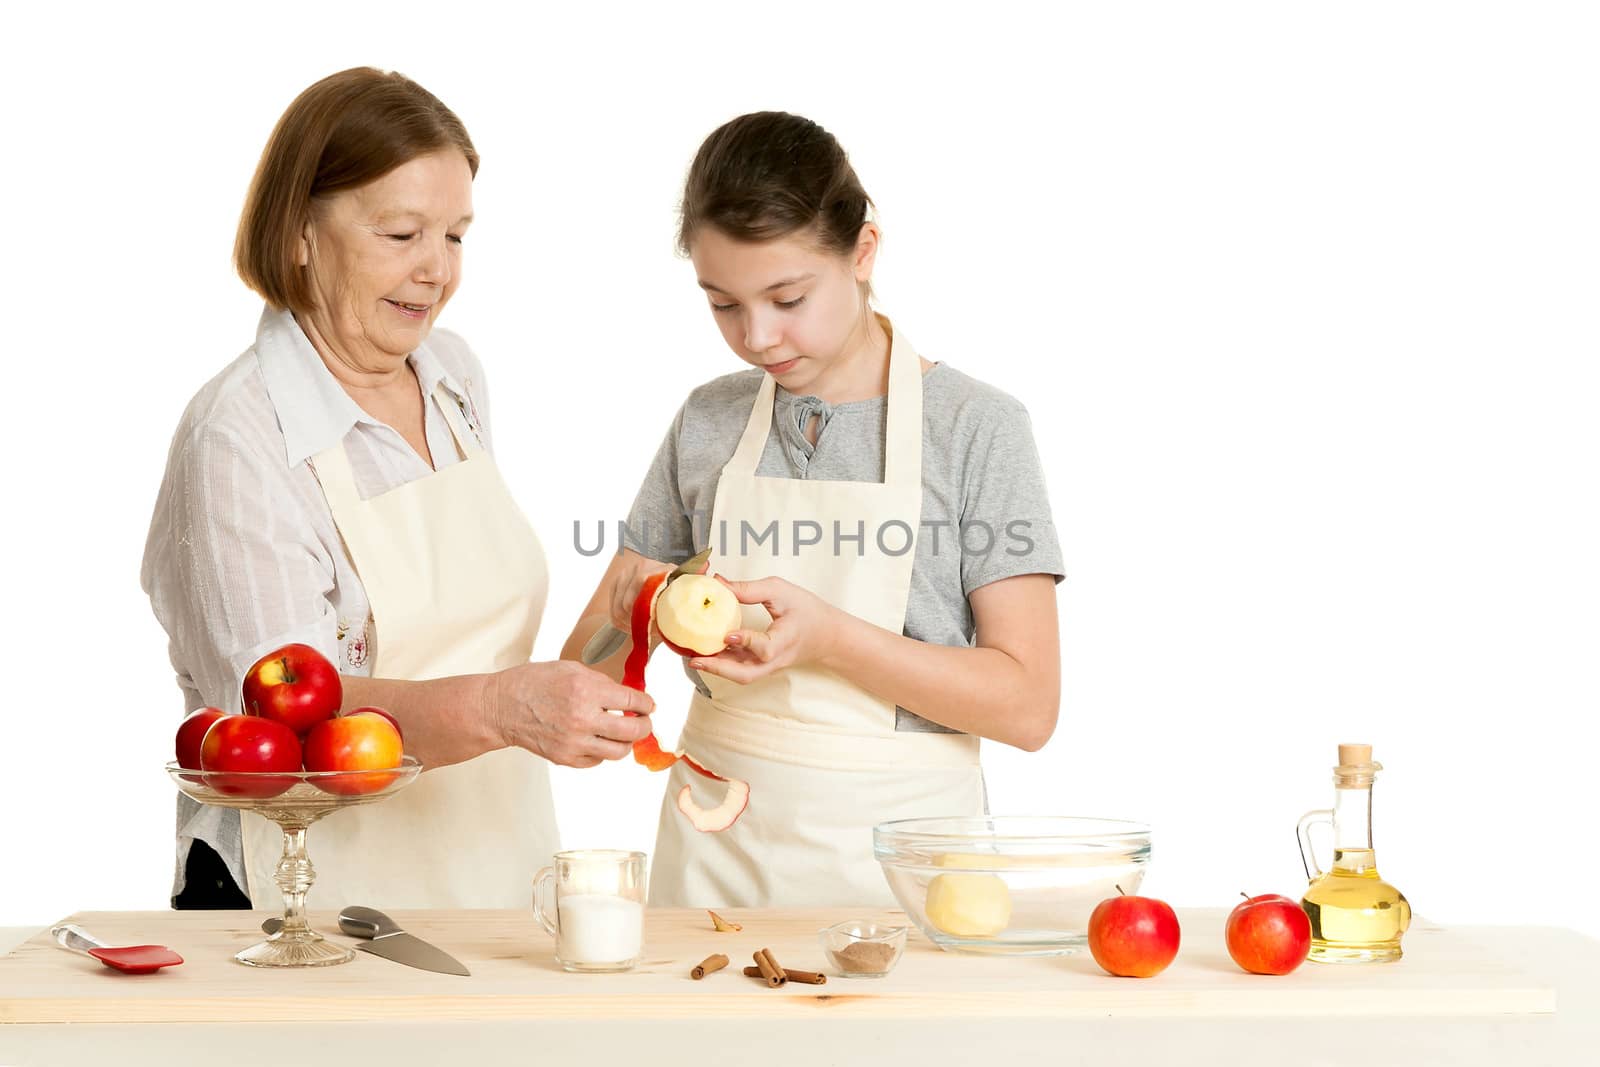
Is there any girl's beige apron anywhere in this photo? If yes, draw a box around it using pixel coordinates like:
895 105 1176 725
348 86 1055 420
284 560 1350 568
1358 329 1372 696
241 385 558 908
650 319 986 908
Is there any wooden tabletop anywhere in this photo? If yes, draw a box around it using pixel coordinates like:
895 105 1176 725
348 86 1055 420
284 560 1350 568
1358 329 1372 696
2 908 1593 1066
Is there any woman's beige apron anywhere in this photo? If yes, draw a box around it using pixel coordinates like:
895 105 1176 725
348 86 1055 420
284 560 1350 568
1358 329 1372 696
650 318 986 908
241 384 559 908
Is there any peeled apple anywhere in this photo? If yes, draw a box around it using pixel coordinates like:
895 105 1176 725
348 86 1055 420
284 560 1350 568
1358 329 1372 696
925 873 1013 938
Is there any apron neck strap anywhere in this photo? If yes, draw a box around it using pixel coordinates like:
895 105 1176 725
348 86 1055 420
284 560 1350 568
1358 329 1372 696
881 321 922 487
724 315 922 489
433 383 482 460
726 373 780 477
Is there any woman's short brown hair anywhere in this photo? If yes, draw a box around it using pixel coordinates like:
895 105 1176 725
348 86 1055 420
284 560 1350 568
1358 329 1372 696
677 111 872 258
234 67 478 313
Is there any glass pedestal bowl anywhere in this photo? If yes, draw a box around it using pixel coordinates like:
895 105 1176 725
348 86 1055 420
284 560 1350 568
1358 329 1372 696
167 757 421 968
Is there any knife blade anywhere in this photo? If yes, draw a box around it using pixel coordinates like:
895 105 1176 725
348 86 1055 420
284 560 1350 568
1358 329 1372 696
260 907 471 976
580 546 713 665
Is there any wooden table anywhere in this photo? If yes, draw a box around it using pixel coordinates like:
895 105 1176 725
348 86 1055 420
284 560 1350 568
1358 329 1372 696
1 908 1591 1065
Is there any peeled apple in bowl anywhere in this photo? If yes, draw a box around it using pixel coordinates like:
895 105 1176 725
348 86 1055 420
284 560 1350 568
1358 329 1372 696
925 872 1013 937
655 574 742 656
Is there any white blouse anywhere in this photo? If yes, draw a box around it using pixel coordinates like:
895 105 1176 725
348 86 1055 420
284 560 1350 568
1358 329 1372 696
141 306 495 900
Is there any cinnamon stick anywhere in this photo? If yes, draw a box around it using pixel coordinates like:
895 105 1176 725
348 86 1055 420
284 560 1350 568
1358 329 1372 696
783 968 827 985
691 953 729 980
742 965 826 986
753 948 786 987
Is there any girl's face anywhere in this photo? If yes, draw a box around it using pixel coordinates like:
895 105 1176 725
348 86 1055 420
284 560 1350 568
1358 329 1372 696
689 224 878 394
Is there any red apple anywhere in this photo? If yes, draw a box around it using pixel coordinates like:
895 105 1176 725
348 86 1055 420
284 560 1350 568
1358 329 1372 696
1087 888 1181 977
1226 892 1312 975
303 714 404 795
199 715 301 797
347 706 403 743
242 643 342 736
175 707 228 771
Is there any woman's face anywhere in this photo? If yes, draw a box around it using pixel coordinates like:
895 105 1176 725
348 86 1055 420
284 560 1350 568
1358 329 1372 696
689 224 878 395
296 150 474 374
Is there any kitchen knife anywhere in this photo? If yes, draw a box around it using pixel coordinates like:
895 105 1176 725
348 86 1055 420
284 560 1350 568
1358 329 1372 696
260 907 471 976
580 545 713 665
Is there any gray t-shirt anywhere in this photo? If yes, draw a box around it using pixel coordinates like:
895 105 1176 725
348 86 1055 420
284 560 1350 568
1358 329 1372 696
623 362 1064 732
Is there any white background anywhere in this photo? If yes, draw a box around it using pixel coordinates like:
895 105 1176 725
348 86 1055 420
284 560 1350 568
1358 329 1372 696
2 2 1596 939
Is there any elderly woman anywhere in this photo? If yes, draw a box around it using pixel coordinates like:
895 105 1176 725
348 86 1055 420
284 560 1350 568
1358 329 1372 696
142 68 653 910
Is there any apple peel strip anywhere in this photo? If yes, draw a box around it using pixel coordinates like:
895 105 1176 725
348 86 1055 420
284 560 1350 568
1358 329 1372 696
621 571 750 832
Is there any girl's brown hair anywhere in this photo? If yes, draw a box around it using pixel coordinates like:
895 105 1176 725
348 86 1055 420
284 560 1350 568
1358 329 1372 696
234 68 478 313
677 111 873 258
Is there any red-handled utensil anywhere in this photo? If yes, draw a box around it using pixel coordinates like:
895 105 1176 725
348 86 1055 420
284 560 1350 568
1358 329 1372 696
51 922 183 973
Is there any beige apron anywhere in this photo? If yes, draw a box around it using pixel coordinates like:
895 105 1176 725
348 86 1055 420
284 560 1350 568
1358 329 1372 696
241 384 559 909
650 318 986 908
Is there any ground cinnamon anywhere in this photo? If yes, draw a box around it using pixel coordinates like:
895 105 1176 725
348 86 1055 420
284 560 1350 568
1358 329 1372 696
691 953 729 980
835 941 896 974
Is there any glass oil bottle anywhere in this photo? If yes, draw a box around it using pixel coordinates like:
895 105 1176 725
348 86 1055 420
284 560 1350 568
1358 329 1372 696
1296 743 1411 963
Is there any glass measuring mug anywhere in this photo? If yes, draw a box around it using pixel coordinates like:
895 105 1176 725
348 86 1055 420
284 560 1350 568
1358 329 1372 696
533 849 647 973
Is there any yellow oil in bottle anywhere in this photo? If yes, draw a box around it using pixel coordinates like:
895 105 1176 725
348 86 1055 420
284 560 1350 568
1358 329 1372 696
1302 847 1410 963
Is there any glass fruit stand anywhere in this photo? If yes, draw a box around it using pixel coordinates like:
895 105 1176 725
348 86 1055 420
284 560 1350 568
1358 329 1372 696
167 758 420 968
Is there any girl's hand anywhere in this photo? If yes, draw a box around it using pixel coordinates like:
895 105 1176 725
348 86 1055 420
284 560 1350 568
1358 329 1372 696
609 552 678 633
687 575 844 684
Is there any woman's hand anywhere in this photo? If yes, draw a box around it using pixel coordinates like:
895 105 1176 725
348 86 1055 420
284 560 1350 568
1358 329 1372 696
686 576 844 684
484 660 656 768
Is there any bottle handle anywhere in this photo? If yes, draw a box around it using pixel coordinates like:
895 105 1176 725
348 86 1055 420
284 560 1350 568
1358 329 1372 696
1297 809 1333 881
532 866 559 938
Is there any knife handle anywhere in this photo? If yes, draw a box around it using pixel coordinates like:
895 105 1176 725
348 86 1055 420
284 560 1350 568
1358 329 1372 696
339 906 400 940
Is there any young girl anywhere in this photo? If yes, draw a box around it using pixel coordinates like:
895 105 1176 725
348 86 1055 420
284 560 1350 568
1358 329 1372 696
562 111 1063 908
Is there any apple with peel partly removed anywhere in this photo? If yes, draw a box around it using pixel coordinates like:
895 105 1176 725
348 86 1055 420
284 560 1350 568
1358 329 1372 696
619 569 751 831
654 573 741 657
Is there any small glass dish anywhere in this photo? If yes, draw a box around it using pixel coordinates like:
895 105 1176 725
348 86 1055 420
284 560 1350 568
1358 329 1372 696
818 919 907 979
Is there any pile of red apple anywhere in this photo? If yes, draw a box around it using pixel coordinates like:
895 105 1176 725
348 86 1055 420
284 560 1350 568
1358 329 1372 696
1086 888 1313 978
174 643 404 799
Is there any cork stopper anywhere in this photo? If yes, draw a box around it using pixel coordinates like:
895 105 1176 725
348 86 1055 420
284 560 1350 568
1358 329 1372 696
1339 744 1372 765
1333 742 1382 788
